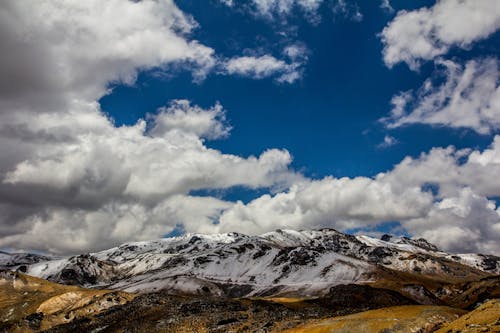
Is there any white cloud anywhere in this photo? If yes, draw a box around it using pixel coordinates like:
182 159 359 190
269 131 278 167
380 136 500 199
249 0 324 21
0 0 216 114
0 100 302 253
216 177 433 235
2 105 299 204
377 135 398 148
213 137 500 254
405 188 500 254
380 0 394 14
219 0 364 23
150 100 231 140
381 0 500 69
383 58 500 134
219 0 234 6
221 45 308 83
332 0 363 22
0 0 304 254
223 55 288 78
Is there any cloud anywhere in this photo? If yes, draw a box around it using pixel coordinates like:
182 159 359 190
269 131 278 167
1 0 499 256
383 58 500 134
216 177 434 235
219 0 364 23
377 135 398 149
247 0 324 22
221 44 308 83
0 99 302 253
0 0 303 254
219 0 234 6
150 100 231 140
223 55 290 79
213 137 500 254
332 0 363 22
404 188 500 254
0 0 216 114
379 0 394 14
381 0 500 69
380 136 500 199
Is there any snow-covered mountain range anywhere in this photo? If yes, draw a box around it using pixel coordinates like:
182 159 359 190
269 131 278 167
2 229 500 298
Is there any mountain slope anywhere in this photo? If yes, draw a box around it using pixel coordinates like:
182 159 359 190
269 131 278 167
282 305 466 333
7 229 500 300
0 270 134 332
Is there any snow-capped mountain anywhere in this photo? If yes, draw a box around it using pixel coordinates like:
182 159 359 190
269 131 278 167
5 229 500 298
0 251 55 269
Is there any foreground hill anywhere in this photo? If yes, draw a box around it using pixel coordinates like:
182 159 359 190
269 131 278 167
284 299 500 333
2 272 498 332
0 270 133 332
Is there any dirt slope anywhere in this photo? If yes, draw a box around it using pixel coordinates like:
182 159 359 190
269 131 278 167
0 270 134 332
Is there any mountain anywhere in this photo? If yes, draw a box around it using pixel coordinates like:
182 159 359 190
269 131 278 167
6 229 500 300
0 251 55 269
2 229 500 332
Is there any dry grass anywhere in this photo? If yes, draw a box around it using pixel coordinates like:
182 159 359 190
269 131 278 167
0 271 134 332
281 305 466 333
436 299 500 333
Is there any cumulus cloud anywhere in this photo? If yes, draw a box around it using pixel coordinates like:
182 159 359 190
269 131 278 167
216 177 433 235
405 188 500 254
383 58 500 134
150 100 231 140
212 137 500 254
0 0 303 254
381 0 500 69
0 0 216 114
381 136 500 199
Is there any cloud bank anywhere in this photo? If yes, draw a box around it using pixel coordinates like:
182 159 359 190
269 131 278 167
381 0 500 69
0 0 499 256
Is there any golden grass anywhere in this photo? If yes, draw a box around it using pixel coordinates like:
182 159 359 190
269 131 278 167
0 271 134 332
435 299 500 333
281 305 465 333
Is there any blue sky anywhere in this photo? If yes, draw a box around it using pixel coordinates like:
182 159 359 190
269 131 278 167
1 0 500 254
101 0 493 182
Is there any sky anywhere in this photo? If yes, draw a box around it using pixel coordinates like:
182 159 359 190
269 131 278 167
1 0 500 255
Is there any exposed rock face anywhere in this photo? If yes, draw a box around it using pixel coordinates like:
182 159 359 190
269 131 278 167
308 284 416 314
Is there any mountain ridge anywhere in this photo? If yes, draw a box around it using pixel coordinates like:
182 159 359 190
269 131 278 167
2 229 499 300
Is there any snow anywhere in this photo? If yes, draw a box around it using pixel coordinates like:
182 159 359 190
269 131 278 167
356 235 437 254
8 229 499 296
